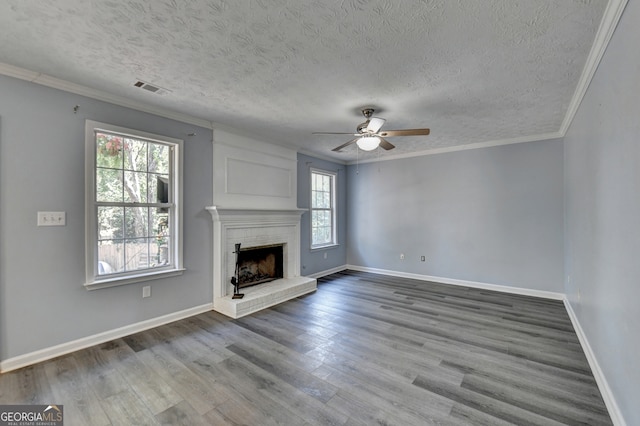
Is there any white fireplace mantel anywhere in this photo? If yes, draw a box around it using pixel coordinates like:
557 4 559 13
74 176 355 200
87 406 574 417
206 206 316 318
207 206 307 225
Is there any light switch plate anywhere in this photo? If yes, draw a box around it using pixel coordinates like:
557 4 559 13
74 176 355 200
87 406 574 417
37 211 66 226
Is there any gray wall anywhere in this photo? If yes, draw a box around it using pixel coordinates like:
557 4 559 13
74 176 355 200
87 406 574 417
0 75 213 361
564 0 640 423
346 140 565 292
297 153 348 276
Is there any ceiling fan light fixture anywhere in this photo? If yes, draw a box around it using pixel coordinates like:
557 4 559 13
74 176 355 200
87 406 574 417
317 107 430 153
357 136 380 151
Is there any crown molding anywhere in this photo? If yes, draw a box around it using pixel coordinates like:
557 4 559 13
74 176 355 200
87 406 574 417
560 0 629 135
0 62 215 130
346 132 563 165
297 148 349 165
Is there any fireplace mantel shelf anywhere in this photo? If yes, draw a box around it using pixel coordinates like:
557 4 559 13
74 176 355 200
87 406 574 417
206 206 307 221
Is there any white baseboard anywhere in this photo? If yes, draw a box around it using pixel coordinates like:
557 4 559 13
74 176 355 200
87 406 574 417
0 303 213 373
345 265 565 300
563 299 626 426
307 265 349 279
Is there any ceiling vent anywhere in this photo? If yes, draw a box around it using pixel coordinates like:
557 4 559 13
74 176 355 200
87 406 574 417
133 80 171 95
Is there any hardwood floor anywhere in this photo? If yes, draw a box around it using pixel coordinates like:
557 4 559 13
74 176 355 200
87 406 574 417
0 270 612 425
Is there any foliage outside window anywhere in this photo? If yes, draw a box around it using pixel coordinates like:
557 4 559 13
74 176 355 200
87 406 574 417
311 169 337 248
85 121 183 289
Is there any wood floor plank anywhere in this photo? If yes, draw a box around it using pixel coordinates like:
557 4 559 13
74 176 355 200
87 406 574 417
440 359 604 404
206 395 282 426
192 355 311 425
449 402 523 426
0 270 612 425
100 389 159 425
460 372 612 425
113 347 184 416
322 365 457 425
155 400 212 426
42 355 111 426
0 363 54 405
136 347 224 415
309 343 458 418
72 346 130 401
225 342 338 403
413 373 569 426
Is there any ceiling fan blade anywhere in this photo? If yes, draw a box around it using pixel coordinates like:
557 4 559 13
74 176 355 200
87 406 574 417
366 117 385 133
379 128 430 137
378 137 395 150
313 131 357 135
332 138 359 152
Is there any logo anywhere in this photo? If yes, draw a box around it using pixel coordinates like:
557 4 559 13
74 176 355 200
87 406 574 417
0 405 63 426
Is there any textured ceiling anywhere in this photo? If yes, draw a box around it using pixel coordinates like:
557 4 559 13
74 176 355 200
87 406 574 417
0 0 609 161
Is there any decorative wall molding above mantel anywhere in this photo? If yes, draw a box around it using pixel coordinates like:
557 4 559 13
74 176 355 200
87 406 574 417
212 129 299 211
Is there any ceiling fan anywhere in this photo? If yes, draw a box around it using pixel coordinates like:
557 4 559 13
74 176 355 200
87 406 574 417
313 108 430 152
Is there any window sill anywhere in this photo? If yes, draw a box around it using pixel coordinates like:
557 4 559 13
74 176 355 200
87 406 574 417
85 268 186 290
311 243 340 251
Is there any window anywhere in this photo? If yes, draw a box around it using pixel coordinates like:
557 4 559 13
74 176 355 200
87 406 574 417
311 169 337 249
85 120 184 289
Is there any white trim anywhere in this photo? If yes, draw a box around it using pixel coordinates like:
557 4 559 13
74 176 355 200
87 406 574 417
84 268 186 290
563 299 627 426
345 265 565 300
310 243 341 252
298 148 348 165
346 132 563 165
310 168 338 248
84 120 184 289
559 0 630 135
0 303 213 373
213 137 297 163
0 62 214 129
307 264 349 279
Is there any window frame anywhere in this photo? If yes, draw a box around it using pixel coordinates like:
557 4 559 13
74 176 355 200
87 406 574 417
310 168 338 250
84 120 184 290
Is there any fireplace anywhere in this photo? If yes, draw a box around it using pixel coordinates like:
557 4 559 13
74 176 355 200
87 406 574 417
207 206 317 318
235 243 284 288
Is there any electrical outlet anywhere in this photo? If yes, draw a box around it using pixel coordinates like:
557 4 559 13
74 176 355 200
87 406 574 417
400 253 405 260
37 211 66 226
323 252 328 259
421 256 426 262
142 286 151 298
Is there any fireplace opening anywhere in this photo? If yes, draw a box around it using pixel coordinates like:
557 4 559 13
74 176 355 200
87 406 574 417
235 243 284 289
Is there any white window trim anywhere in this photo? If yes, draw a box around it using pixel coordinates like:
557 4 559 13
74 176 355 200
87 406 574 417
84 120 184 290
310 168 338 250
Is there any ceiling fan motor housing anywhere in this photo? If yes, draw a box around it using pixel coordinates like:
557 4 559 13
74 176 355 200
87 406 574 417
361 108 375 118
357 108 376 133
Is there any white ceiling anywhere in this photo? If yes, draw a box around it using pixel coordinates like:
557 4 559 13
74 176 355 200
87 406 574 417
0 0 617 162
